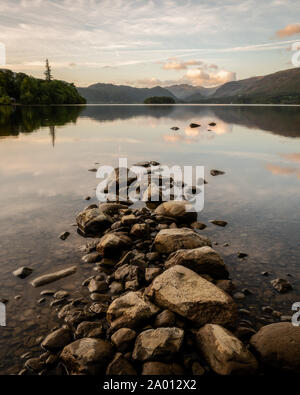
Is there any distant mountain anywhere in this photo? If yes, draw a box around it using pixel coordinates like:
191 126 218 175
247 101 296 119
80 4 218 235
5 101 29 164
207 68 300 104
77 68 300 104
77 83 177 104
165 84 217 101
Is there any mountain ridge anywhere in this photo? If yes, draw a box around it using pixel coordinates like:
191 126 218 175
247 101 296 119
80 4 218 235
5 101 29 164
78 68 300 104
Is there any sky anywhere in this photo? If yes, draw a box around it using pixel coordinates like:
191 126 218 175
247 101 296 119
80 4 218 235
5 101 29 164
1 0 300 87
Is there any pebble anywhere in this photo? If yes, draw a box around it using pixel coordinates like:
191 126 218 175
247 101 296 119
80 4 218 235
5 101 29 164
59 231 70 241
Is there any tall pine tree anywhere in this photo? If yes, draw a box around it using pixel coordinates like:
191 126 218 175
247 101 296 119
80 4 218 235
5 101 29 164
44 59 53 81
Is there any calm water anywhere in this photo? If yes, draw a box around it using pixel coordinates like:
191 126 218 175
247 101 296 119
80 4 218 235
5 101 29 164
0 104 300 374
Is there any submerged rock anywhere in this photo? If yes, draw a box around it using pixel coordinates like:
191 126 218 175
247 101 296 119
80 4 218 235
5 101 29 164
271 278 292 293
147 265 237 327
61 338 113 375
189 123 200 128
165 246 229 279
13 266 33 279
59 231 70 240
106 291 160 330
209 220 228 227
197 324 258 375
154 228 211 255
250 322 300 373
210 169 225 176
31 266 77 287
132 327 184 361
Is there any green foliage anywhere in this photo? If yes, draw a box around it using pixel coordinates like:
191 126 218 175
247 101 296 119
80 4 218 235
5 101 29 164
44 59 53 81
144 96 175 104
0 69 86 105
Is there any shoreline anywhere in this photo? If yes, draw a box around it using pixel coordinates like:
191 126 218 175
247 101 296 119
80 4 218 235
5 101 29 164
16 161 300 376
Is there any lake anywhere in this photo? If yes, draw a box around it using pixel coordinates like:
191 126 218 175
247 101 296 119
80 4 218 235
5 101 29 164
0 104 300 374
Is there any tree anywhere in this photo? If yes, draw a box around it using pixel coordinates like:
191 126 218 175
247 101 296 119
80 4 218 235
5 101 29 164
44 59 53 81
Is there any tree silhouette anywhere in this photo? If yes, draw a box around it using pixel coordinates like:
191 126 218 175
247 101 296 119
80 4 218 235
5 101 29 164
44 59 53 81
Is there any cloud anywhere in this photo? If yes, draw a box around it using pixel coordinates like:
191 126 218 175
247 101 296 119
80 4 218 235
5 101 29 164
186 68 236 87
281 153 300 164
266 164 300 178
276 24 300 37
163 59 203 70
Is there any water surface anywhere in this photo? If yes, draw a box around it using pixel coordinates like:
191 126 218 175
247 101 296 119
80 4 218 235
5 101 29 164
0 104 300 374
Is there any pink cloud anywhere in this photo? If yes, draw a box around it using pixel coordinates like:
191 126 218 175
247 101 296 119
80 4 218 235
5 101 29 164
276 24 300 37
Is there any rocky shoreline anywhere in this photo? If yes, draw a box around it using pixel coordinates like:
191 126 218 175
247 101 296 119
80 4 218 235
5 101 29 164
17 161 300 376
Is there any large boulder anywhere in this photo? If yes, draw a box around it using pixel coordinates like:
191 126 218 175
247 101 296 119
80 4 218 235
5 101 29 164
197 324 258 375
165 246 229 279
132 327 184 362
96 233 132 258
154 228 211 255
147 265 237 327
76 208 113 235
250 323 300 373
154 201 197 223
106 291 160 330
111 328 137 352
60 338 113 374
98 202 129 216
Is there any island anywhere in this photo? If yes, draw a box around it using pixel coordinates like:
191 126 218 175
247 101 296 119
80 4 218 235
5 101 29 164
144 96 176 104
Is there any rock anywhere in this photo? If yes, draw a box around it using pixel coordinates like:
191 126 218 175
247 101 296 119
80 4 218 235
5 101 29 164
40 289 55 296
191 221 207 230
250 322 300 373
81 252 101 263
154 201 197 223
24 357 45 373
31 266 77 287
96 233 132 258
130 223 150 238
271 278 292 293
132 327 184 361
61 338 113 374
111 328 137 352
233 292 245 300
75 321 104 339
59 231 70 240
54 290 69 299
192 361 205 376
121 214 138 226
41 328 73 352
114 264 141 287
88 278 108 293
145 267 162 282
262 306 273 314
147 265 237 327
76 208 113 235
208 122 216 126
165 246 228 279
154 310 176 327
189 123 200 128
107 291 160 330
133 161 151 167
235 326 256 341
154 228 211 255
216 279 235 295
209 220 228 227
88 168 97 172
237 252 248 258
261 271 269 276
142 362 184 375
98 202 129 216
109 281 124 295
13 267 33 279
171 127 180 130
197 324 258 375
210 169 225 176
106 353 137 375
